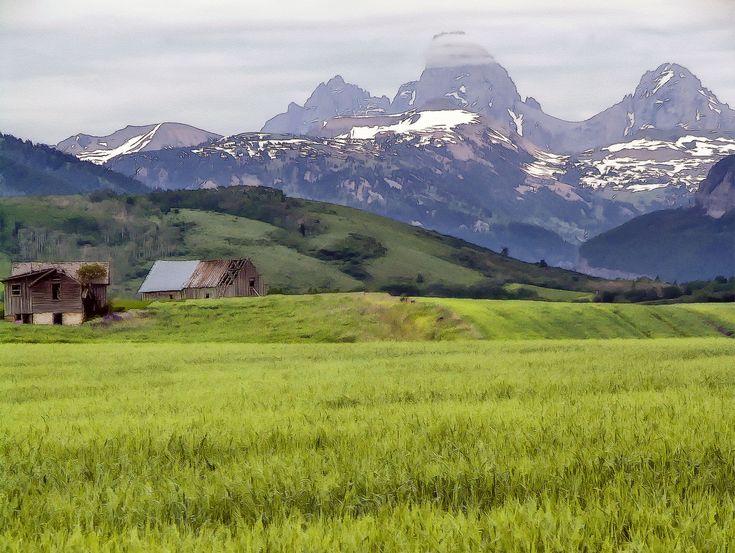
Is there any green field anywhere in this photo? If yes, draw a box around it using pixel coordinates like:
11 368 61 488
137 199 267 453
1 293 733 343
1 296 734 550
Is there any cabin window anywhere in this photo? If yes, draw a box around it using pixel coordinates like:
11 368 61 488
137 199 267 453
205 293 210 299
249 278 256 287
11 284 21 296
53 313 63 325
51 282 61 300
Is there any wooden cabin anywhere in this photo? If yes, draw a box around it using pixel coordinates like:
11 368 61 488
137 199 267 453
2 261 110 325
138 258 266 300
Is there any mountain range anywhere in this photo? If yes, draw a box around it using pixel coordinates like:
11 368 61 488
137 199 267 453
56 122 221 165
2 33 732 277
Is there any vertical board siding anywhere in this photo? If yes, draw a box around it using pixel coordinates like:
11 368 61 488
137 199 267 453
30 275 83 313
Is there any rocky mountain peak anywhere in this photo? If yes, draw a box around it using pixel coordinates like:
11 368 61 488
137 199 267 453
626 62 735 135
261 76 390 135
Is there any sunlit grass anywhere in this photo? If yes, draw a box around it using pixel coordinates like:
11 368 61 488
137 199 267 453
1 339 734 550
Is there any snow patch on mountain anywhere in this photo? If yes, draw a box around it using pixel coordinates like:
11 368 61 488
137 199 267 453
76 124 163 164
576 135 735 191
507 109 523 136
339 110 480 140
652 69 675 94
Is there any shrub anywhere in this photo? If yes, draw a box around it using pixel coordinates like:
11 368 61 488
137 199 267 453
77 263 108 283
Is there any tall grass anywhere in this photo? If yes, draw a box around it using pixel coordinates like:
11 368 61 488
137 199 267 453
1 339 734 550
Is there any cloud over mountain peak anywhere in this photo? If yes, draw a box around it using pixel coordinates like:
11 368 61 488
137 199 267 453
425 31 495 69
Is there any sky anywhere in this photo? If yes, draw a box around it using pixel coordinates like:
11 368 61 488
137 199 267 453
1 0 734 144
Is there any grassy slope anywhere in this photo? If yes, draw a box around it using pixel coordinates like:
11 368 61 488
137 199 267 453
425 297 735 339
1 293 732 343
504 283 594 302
1 339 735 550
0 186 641 298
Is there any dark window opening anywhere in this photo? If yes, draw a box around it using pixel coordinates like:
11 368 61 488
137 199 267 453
15 313 22 321
205 293 210 298
11 284 21 296
169 294 174 300
249 278 256 287
53 313 63 325
22 314 31 324
51 282 61 300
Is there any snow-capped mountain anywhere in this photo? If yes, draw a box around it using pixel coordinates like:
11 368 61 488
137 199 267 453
56 122 221 165
106 108 647 266
50 34 735 269
261 35 735 157
623 63 735 136
261 75 390 136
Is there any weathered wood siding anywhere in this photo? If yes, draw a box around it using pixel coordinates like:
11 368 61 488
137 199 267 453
141 290 185 301
223 260 264 297
4 280 32 317
183 287 218 300
89 283 108 310
31 274 82 314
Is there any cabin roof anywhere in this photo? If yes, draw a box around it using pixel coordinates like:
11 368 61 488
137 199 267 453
137 259 252 293
9 261 110 285
2 268 60 284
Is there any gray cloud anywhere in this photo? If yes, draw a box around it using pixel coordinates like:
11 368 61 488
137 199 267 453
425 32 495 68
0 0 733 143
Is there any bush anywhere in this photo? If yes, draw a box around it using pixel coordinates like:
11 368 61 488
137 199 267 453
77 263 108 283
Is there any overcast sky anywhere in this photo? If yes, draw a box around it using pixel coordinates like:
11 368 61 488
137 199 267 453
1 0 733 144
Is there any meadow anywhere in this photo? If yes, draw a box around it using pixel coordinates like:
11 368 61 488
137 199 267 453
1 296 734 551
1 293 733 343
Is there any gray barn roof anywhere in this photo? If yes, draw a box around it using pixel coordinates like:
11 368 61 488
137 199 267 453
138 260 200 293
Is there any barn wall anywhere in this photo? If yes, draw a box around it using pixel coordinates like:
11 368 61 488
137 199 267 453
89 283 107 310
183 287 218 299
228 260 264 297
141 290 184 301
31 275 82 314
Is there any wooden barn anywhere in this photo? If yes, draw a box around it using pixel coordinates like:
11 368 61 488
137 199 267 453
138 258 266 300
2 261 110 325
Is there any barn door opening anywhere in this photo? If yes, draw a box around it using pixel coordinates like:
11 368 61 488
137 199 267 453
53 313 63 325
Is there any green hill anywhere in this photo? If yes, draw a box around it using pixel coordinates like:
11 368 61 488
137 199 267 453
0 186 641 298
0 133 147 196
580 207 735 282
1 293 733 343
